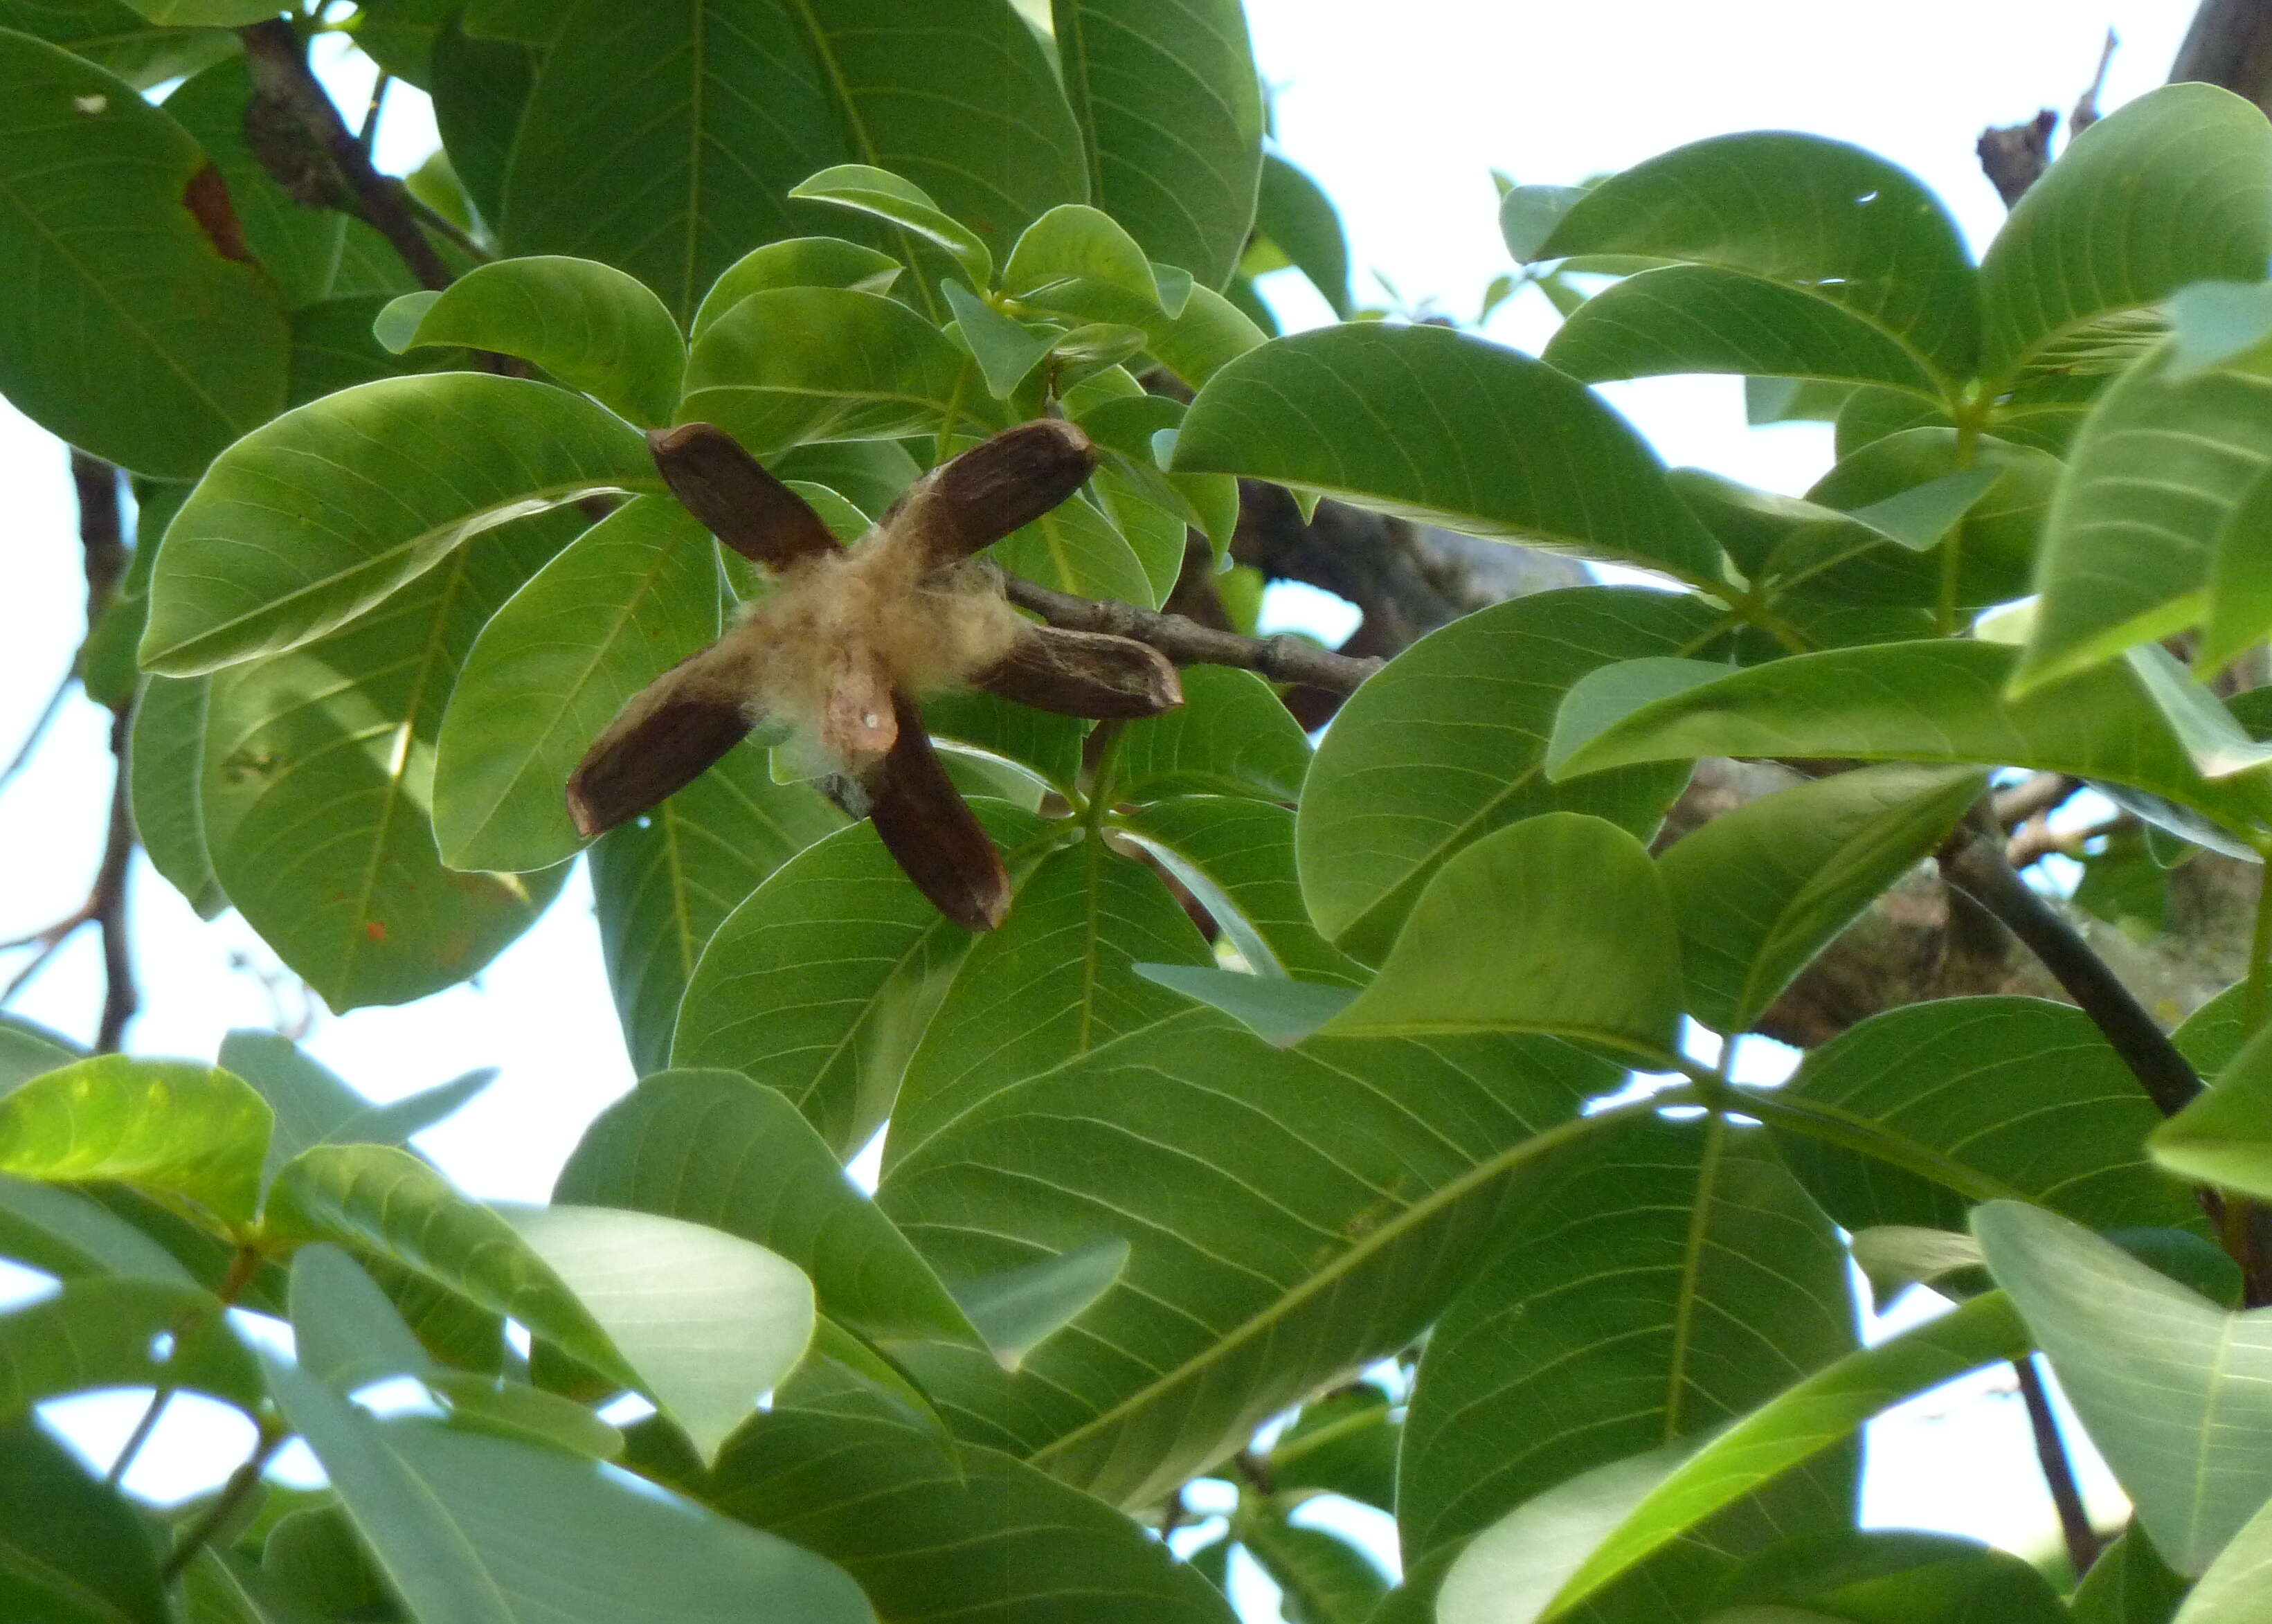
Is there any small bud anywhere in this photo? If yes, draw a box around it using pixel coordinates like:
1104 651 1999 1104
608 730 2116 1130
647 423 839 570
973 625 1183 719
865 692 1010 930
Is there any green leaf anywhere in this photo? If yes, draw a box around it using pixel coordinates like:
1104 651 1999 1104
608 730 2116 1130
143 375 653 674
555 1067 981 1348
1978 84 2272 386
218 1029 368 1179
1051 0 1262 290
1174 323 1727 586
0 0 233 89
381 256 686 427
501 1203 815 1462
1318 813 1683 1063
2068 1524 2190 1624
1533 132 1980 385
0 1056 267 1224
1268 1382 1398 1510
163 57 343 308
1657 763 1983 1032
505 0 1083 321
941 278 1062 397
262 1352 876 1624
0 1016 80 1092
2169 278 2272 379
791 161 995 286
433 497 722 873
0 1174 190 1283
1022 276 1265 388
1538 1292 2032 1620
986 481 1158 607
679 286 980 456
1778 998 2203 1238
0 1276 262 1423
1544 265 1945 398
588 744 842 1075
1131 963 1356 1044
1401 1116 1855 1559
287 1242 438 1391
199 512 575 1009
2153 1017 2272 1198
949 1236 1129 1369
0 1418 169 1624
1548 640 2272 845
287 294 456 407
1254 153 1351 318
2126 644 2272 779
2018 333 2272 687
120 0 273 21
1242 1517 1389 1624
1974 1201 2272 1576
713 1405 1234 1623
1119 797 1367 986
1706 1530 2071 1624
1003 202 1164 309
0 30 287 478
1299 586 1722 960
884 840 1214 1165
671 806 1044 1157
690 237 903 339
2174 1491 2272 1624
878 1011 1623 1506
332 1070 496 1151
1110 665 1310 804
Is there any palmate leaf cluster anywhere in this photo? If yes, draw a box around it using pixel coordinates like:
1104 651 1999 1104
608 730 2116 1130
8 3 2272 1622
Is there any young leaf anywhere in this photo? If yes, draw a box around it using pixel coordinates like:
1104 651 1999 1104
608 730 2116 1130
0 30 287 478
142 375 653 675
1131 963 1356 1045
1051 0 1264 291
1400 1116 1856 1560
1298 586 1722 962
1531 130 1981 384
1548 640 2272 846
433 498 724 874
378 256 687 427
712 1406 1236 1623
1020 278 1265 388
0 1056 269 1225
791 162 995 286
940 279 1062 398
504 0 1082 321
1977 83 2272 387
1657 762 1983 1033
555 1067 982 1349
690 237 904 338
1173 323 1728 587
1782 998 2201 1238
2152 1018 2272 1200
1974 1202 2272 1576
680 287 981 457
1535 1291 2032 1619
1318 813 1684 1063
877 1010 1621 1508
261 1353 876 1624
1002 203 1164 309
671 806 1045 1157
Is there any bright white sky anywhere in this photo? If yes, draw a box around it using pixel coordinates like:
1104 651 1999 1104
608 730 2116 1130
0 0 2200 1601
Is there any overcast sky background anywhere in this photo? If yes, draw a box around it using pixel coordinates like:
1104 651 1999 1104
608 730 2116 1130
0 0 2205 1606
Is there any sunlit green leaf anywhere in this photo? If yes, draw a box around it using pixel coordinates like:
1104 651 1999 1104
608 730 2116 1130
1254 153 1351 317
0 1056 268 1224
689 237 903 339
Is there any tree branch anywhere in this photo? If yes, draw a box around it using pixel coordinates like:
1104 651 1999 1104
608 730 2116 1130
1001 573 1385 695
2174 0 2272 111
237 19 454 291
2014 1356 2102 1577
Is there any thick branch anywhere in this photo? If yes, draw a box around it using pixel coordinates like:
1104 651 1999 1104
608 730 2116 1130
1002 575 1384 695
2174 0 2272 110
237 19 453 291
2014 1357 2102 1577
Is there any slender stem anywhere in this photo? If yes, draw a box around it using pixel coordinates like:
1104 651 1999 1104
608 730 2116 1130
105 1387 174 1490
934 357 977 467
0 669 73 800
107 1247 263 1491
160 1425 285 1584
2014 1355 2101 1577
1940 822 2202 1117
